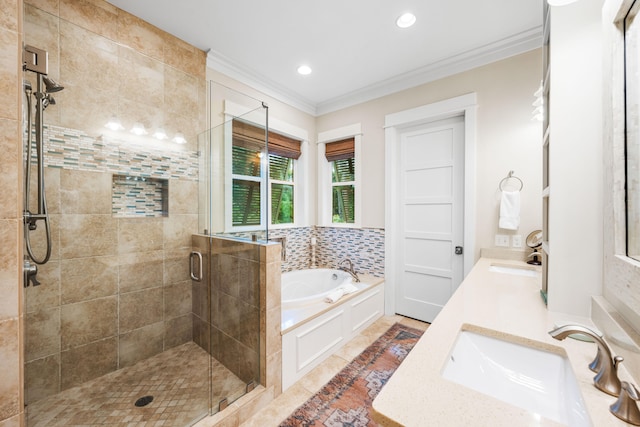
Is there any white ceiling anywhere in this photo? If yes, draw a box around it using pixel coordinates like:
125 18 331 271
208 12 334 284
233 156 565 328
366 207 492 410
106 0 543 115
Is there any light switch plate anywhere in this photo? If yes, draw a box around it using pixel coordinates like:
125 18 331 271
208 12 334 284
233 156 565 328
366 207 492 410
512 235 523 248
495 234 509 247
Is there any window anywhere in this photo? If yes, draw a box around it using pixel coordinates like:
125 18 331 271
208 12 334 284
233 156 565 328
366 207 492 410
327 139 355 224
269 153 294 224
230 119 301 229
318 124 362 227
231 143 262 226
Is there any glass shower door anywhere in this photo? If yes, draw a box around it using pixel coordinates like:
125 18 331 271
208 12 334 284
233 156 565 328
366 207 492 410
196 98 266 415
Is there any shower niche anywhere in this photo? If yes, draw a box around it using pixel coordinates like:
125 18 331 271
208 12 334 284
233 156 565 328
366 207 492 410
111 174 169 218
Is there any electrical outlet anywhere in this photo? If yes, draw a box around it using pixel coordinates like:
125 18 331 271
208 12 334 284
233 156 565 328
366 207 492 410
495 234 509 247
512 235 523 248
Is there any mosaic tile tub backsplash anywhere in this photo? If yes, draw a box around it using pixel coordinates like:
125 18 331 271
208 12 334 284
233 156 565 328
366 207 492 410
269 226 385 277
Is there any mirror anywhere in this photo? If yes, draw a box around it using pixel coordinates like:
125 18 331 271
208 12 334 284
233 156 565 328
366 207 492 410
625 3 640 261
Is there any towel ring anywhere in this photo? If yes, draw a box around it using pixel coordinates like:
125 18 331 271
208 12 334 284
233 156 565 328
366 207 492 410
499 171 523 192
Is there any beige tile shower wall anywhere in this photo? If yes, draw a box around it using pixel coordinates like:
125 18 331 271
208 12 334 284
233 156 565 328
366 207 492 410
24 0 206 144
0 0 24 424
24 169 198 402
21 0 206 405
260 243 282 397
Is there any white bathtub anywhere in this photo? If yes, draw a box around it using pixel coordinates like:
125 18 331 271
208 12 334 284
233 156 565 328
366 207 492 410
281 269 385 391
281 268 354 308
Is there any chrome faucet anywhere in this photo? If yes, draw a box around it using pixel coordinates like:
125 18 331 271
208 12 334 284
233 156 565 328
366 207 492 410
549 324 623 396
338 258 360 282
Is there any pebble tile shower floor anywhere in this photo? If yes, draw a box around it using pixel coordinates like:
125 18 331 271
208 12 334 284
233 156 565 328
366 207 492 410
27 342 247 427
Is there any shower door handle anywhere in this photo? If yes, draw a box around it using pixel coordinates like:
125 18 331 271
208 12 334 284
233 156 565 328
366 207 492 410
190 251 203 282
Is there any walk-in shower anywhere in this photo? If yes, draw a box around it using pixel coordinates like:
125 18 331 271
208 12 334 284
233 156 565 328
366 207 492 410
21 3 269 425
22 45 63 285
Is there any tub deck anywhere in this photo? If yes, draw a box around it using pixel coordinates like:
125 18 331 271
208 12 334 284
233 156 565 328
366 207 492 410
281 274 385 390
281 274 384 333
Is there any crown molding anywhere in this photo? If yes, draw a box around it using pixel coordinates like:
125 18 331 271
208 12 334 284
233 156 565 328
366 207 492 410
206 50 318 116
207 26 543 117
316 27 543 115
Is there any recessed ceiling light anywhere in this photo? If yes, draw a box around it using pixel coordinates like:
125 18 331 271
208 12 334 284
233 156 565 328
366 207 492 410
396 12 416 28
297 65 312 75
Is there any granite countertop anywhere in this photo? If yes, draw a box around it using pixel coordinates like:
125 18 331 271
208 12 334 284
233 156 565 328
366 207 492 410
372 258 635 427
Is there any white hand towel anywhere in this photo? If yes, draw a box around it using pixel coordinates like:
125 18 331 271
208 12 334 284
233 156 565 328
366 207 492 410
325 289 345 304
340 283 359 295
324 283 359 304
499 191 520 230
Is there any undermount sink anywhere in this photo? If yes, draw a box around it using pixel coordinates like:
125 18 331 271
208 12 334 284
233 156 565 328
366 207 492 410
441 325 591 426
488 263 540 278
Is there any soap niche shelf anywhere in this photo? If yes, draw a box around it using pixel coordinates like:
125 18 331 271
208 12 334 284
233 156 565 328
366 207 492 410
112 174 168 218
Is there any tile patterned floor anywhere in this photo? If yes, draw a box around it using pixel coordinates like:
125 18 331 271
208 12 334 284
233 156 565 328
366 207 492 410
27 342 247 427
239 315 429 427
26 315 428 427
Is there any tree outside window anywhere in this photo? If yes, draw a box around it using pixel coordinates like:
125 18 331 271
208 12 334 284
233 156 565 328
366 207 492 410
231 119 301 228
269 153 294 224
325 137 356 224
331 157 355 223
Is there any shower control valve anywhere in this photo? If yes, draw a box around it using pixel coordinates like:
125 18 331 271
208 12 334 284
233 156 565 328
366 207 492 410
23 259 40 287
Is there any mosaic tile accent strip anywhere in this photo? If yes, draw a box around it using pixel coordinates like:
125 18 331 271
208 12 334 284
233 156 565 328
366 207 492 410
31 124 199 180
112 175 168 217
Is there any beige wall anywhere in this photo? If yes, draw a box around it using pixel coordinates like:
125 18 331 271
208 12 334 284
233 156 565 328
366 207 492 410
208 51 542 259
317 50 543 258
0 0 24 424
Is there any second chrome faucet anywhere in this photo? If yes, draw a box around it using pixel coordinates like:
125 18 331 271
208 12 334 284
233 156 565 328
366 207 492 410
549 324 623 397
549 324 640 424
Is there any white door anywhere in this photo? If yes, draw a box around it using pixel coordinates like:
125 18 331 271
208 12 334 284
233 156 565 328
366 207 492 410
396 116 465 323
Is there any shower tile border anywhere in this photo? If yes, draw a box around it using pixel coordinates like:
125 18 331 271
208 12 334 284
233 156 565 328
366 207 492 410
36 124 199 181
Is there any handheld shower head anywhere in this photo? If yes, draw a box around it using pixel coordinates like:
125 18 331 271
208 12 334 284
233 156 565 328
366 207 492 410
42 76 64 93
42 94 56 110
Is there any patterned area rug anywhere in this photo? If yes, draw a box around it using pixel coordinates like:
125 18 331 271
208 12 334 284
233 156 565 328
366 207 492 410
279 323 424 427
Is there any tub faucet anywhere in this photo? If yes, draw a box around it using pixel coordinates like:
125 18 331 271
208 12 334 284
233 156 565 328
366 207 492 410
338 258 360 282
549 324 623 396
